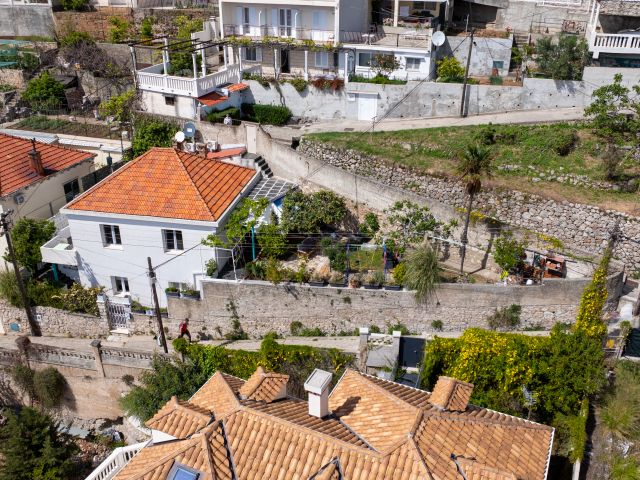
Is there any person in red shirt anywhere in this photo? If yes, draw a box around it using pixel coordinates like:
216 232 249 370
179 318 191 343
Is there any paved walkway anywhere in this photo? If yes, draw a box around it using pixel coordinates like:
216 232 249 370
265 107 586 142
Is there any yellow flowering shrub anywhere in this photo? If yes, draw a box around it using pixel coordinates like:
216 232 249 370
573 251 611 338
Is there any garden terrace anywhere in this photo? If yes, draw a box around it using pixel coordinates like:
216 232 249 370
306 123 640 215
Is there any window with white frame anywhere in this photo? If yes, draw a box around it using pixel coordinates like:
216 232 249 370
101 224 121 247
242 7 250 31
163 229 184 251
406 57 421 71
315 51 329 68
358 52 372 67
168 281 188 291
112 276 130 294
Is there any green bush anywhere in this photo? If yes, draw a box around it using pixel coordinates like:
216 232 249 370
437 57 465 83
205 258 217 277
285 77 308 92
245 260 267 280
59 31 93 48
290 320 304 336
5 218 55 273
493 232 525 273
487 304 522 330
257 223 288 259
241 103 292 126
349 74 406 85
489 75 503 85
392 262 406 286
206 107 240 124
172 337 190 353
320 239 347 272
33 367 66 408
359 212 380 237
140 17 154 39
282 190 347 233
108 17 130 43
431 320 443 331
387 323 410 335
60 0 88 10
11 363 35 399
475 126 496 145
22 72 65 112
131 117 176 157
53 283 102 316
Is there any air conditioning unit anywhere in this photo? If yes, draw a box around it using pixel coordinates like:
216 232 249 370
13 193 25 205
185 143 196 153
206 141 218 152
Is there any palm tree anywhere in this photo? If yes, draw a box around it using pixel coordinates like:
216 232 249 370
457 144 492 274
404 243 440 304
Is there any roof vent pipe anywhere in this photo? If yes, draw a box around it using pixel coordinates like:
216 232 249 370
304 369 333 419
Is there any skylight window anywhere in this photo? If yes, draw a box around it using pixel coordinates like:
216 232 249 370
168 464 200 480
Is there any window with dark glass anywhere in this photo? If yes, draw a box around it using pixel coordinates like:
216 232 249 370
101 225 122 246
163 229 184 251
63 179 80 202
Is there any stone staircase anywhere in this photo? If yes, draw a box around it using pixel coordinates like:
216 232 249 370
243 153 273 178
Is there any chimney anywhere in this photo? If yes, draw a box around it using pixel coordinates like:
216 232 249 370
28 139 45 176
429 376 474 412
304 368 333 418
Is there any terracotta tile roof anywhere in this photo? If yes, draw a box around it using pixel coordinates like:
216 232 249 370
238 366 289 403
225 83 249 92
0 132 94 196
429 376 474 412
329 369 422 452
197 91 229 107
145 396 212 439
65 148 257 222
207 147 246 160
113 368 554 480
189 371 242 418
115 422 233 480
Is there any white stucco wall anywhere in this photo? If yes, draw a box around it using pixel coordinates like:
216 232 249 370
141 91 197 120
339 0 369 34
352 48 433 81
64 211 220 308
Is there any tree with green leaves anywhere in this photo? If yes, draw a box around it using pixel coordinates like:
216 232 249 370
584 73 640 143
108 17 130 43
203 198 268 248
437 57 465 83
22 72 65 112
493 231 526 273
372 53 400 78
99 90 137 123
403 242 440 303
59 0 88 10
281 190 347 234
0 407 77 480
4 218 55 273
457 144 492 273
535 35 589 80
257 222 288 259
131 117 175 156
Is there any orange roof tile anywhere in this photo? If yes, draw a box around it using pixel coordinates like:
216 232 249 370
238 366 289 403
113 368 554 480
429 376 474 412
225 83 249 92
207 147 246 160
145 396 212 439
189 371 242 418
0 132 94 196
197 91 229 107
65 148 257 222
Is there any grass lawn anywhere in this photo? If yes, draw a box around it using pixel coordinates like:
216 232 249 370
348 247 384 272
14 115 114 139
307 123 640 215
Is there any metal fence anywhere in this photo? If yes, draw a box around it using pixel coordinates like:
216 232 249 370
82 162 126 191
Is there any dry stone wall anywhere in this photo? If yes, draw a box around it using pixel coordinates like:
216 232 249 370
163 273 623 339
299 139 640 269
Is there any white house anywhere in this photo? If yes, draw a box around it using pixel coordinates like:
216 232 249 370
587 0 640 66
0 133 95 268
41 147 264 308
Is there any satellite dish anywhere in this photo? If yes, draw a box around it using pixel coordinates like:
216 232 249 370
432 31 445 47
183 122 196 138
174 131 185 143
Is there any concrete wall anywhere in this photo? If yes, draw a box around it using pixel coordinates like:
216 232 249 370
141 91 198 120
0 5 55 38
444 35 513 77
242 66 638 121
65 211 222 307
163 271 623 337
53 8 134 42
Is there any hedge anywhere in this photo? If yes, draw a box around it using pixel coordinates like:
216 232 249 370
206 107 240 124
241 103 292 126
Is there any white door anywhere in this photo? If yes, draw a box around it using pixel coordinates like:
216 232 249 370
357 94 378 121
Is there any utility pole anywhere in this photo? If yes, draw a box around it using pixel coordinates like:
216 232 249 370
459 29 475 118
147 257 168 353
0 210 40 336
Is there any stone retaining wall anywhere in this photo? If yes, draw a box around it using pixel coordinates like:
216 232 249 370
163 273 623 339
0 300 107 337
298 139 640 269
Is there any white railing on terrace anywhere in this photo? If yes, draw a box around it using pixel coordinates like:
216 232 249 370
589 31 640 57
85 441 149 480
136 64 243 97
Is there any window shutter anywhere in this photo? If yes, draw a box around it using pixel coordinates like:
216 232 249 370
256 46 263 62
271 8 278 35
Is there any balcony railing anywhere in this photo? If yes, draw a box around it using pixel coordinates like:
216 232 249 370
40 226 78 267
85 441 149 480
223 24 432 49
136 64 251 97
589 31 640 57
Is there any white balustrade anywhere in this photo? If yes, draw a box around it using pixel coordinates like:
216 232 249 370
85 441 149 480
589 32 640 56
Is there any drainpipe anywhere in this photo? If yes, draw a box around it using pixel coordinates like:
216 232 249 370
334 0 340 47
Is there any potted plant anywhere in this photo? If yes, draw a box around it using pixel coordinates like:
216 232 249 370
165 286 180 298
180 286 200 300
384 273 402 291
130 300 146 314
349 273 362 289
205 258 218 278
308 271 327 287
363 272 382 290
329 271 346 287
